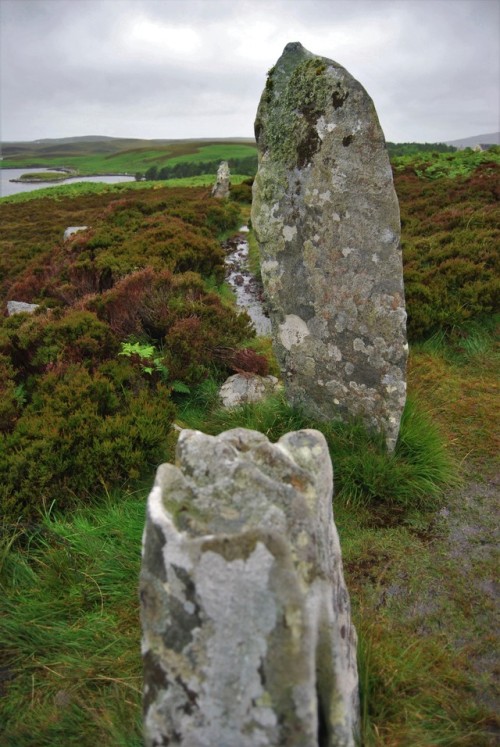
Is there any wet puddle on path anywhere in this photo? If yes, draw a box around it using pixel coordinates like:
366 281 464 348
222 227 271 337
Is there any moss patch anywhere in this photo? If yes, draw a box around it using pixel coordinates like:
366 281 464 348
257 57 332 169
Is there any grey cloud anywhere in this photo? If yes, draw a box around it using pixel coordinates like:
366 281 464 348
1 0 498 142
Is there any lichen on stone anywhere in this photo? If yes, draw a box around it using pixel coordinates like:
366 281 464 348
257 56 333 169
140 427 360 746
251 41 408 451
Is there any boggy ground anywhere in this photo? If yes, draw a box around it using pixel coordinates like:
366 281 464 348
338 331 499 746
338 469 499 746
441 477 499 717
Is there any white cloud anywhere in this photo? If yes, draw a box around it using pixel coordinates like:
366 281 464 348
121 15 202 59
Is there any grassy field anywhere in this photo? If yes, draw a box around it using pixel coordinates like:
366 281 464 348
0 173 250 206
0 138 257 175
1 330 497 746
0 147 498 745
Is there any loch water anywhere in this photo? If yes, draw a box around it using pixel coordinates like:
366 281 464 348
0 168 135 197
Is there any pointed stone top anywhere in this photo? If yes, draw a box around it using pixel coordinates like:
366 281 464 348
282 41 306 54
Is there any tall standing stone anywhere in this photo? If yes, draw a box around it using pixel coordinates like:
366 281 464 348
140 427 359 747
252 42 408 451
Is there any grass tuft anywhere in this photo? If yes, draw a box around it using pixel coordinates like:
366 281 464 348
180 390 458 513
0 492 147 746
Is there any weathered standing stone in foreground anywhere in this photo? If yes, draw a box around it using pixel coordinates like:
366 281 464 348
252 42 408 450
140 428 359 747
211 160 231 198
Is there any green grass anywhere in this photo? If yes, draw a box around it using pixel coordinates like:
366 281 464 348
413 315 499 367
160 143 256 166
0 491 147 746
1 142 257 176
0 173 250 204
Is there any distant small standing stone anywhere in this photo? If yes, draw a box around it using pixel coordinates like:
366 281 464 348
252 42 408 451
211 161 231 198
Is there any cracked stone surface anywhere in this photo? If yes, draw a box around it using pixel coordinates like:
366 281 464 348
140 427 359 746
251 42 408 450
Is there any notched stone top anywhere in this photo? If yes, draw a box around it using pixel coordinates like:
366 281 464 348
141 426 359 746
160 427 332 539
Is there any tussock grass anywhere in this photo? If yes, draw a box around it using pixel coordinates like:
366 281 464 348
409 318 499 464
357 621 489 746
0 493 146 746
414 315 499 365
179 389 458 513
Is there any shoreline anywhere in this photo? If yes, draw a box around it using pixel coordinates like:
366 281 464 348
8 169 134 184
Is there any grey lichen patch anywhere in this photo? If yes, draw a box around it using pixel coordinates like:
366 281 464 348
140 427 359 746
201 531 262 563
252 41 408 451
279 314 311 350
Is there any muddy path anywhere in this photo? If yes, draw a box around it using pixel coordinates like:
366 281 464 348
222 228 271 337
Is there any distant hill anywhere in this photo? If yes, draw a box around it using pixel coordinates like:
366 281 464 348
445 132 499 149
0 136 256 159
0 137 259 179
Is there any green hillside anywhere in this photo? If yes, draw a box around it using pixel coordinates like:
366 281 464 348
1 137 257 175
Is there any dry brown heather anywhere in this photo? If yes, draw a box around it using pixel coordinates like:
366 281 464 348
1 164 497 339
0 188 257 518
398 161 499 338
0 161 498 518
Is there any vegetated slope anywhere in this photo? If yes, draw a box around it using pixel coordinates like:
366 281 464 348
446 131 500 148
0 150 498 747
394 153 500 339
1 135 255 156
0 138 257 175
2 147 498 339
0 186 258 519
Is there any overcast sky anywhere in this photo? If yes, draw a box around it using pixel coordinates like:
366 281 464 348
1 0 498 144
